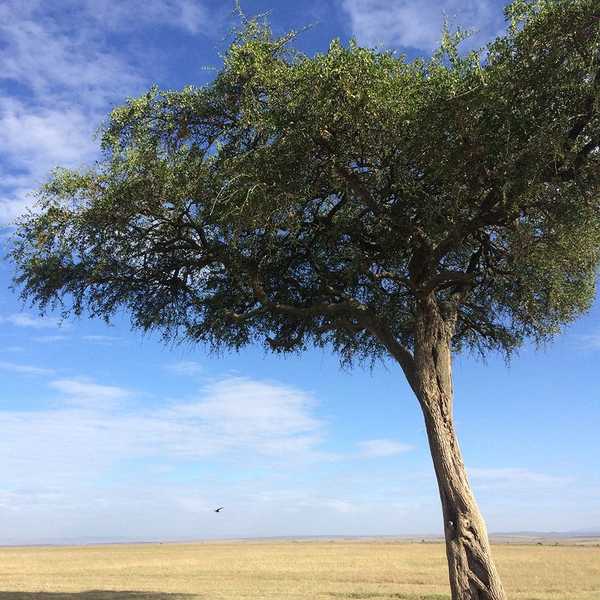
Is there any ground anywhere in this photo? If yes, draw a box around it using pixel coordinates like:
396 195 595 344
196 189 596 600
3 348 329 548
1 539 599 599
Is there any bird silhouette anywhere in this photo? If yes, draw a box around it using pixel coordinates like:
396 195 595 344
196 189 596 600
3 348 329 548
214 507 224 513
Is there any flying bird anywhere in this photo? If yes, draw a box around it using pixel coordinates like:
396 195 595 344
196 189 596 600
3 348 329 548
214 507 224 513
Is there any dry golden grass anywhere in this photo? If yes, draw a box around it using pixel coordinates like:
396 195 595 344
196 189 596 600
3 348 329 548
0 540 599 600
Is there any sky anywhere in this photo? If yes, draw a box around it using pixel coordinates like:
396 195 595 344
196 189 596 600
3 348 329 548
0 0 599 545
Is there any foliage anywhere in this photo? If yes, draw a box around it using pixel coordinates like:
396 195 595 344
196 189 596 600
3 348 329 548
12 0 600 365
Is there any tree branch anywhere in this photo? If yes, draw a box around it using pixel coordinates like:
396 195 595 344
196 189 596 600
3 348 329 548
333 164 379 213
366 319 418 394
420 271 475 296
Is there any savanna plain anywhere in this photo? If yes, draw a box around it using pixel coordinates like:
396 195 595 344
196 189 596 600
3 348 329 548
1 539 599 600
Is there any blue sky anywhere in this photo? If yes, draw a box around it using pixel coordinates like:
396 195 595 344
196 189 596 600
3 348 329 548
0 0 599 545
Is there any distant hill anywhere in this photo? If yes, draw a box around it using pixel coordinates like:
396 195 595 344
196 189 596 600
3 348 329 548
492 530 600 539
3 530 600 547
572 528 600 536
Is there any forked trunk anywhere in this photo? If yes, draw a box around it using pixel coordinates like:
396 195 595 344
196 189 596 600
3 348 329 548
413 297 506 600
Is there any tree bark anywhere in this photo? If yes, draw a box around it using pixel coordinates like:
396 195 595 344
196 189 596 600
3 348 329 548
412 296 507 600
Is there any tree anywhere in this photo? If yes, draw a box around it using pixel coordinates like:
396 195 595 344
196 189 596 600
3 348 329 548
10 1 600 597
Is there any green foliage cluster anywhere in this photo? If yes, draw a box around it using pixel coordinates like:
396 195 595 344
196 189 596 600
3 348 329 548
12 0 600 364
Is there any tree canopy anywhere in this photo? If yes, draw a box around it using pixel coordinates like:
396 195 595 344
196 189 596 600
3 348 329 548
12 0 600 368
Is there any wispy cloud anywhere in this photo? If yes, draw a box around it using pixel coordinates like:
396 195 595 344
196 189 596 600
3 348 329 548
357 438 413 458
469 467 572 487
0 96 99 171
0 1 142 225
81 335 121 345
0 375 330 540
167 377 323 456
0 25 140 107
0 0 217 227
571 331 600 350
0 313 64 329
80 0 211 35
0 360 55 376
166 360 204 376
242 489 362 515
0 376 326 491
341 0 505 51
49 379 134 408
32 335 69 344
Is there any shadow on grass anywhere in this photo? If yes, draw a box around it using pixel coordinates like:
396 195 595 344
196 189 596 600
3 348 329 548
329 594 449 600
0 593 196 600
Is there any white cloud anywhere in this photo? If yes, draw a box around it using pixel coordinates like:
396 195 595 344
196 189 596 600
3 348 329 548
0 21 141 106
0 479 438 544
341 0 505 51
0 98 98 170
48 379 134 410
357 438 413 458
0 376 326 490
0 370 592 541
32 335 69 344
0 374 333 541
167 378 323 454
0 1 143 226
0 313 64 329
81 335 121 344
0 189 35 226
0 0 221 226
572 332 600 350
0 0 211 103
243 489 361 515
166 360 204 376
82 0 210 35
0 361 55 376
469 467 572 487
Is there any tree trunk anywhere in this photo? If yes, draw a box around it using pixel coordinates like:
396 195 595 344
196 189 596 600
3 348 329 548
413 297 507 600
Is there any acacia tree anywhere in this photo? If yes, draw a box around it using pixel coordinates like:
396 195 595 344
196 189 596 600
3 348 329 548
11 0 600 597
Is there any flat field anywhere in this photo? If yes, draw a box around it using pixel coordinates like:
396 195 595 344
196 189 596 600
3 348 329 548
1 539 599 600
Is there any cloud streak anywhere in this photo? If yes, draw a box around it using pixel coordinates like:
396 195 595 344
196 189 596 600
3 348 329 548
357 438 413 458
79 0 211 35
166 360 204 376
0 361 55 376
81 335 122 345
469 467 572 487
0 376 326 491
572 331 600 350
341 0 506 51
0 313 64 329
49 378 134 407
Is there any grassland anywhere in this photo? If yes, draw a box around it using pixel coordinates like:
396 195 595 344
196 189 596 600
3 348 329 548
0 539 599 600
